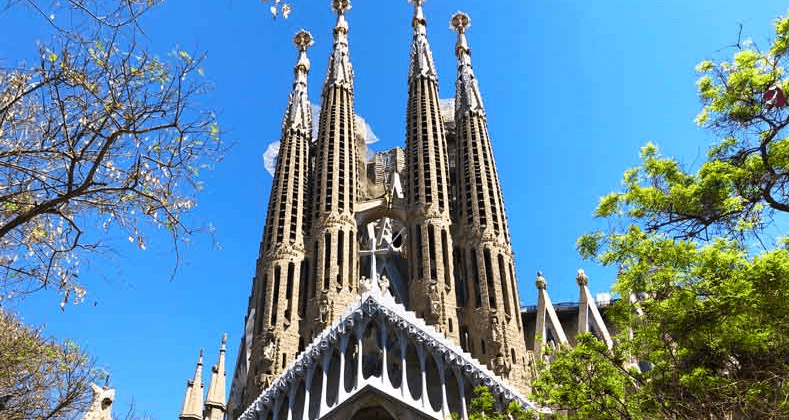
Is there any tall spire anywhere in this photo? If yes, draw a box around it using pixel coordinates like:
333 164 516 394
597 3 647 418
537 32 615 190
178 348 204 420
451 11 484 116
246 29 315 404
450 11 528 395
324 0 353 90
403 0 459 342
204 334 228 420
303 0 360 342
408 0 438 80
282 30 314 134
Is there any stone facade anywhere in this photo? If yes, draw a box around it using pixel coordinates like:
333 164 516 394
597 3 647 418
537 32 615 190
175 2 620 419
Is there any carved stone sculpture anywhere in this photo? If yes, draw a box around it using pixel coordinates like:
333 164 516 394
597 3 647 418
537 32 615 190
79 384 114 420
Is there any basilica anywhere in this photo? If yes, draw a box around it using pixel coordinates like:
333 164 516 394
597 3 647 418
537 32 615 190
176 1 615 419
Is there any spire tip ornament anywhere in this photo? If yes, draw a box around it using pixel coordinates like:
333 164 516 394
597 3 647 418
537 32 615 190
293 30 314 51
450 11 470 33
331 0 350 14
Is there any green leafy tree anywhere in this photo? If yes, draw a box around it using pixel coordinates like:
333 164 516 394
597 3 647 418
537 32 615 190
0 0 223 307
451 386 533 420
533 10 789 420
0 308 99 420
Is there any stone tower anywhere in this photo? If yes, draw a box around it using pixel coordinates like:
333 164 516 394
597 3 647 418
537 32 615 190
449 12 530 390
302 0 360 340
243 29 314 399
224 2 546 417
404 0 460 342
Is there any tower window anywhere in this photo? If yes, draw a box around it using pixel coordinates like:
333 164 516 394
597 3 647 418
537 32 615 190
271 265 281 325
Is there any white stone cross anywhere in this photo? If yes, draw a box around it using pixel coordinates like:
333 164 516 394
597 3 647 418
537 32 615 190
359 221 392 296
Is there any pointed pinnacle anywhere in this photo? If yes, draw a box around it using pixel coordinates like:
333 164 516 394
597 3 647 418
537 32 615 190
331 0 350 14
450 11 470 33
293 30 314 51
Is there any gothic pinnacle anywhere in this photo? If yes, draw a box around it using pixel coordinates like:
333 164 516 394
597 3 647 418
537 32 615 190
408 0 437 79
451 11 484 115
293 30 313 77
324 0 353 90
450 11 471 58
410 0 427 34
331 0 351 41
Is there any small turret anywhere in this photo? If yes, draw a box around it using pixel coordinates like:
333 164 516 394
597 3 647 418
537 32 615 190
178 349 204 420
204 334 227 420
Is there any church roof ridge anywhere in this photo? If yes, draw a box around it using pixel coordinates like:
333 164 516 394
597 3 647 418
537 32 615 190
237 291 544 420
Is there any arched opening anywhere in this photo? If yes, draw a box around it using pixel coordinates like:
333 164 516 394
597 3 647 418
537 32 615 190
405 340 421 400
446 368 462 415
344 332 358 393
385 329 401 388
326 349 341 407
425 353 442 411
275 394 289 420
307 364 322 419
291 379 305 420
351 406 396 420
362 321 381 379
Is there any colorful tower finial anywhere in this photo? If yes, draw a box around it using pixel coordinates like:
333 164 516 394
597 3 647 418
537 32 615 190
292 30 313 84
331 0 350 14
410 0 427 33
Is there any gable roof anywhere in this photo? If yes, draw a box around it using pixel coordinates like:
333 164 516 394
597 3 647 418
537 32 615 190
238 288 545 419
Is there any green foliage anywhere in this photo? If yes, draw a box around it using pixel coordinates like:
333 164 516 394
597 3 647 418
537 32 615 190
0 309 99 420
451 386 533 420
535 10 789 420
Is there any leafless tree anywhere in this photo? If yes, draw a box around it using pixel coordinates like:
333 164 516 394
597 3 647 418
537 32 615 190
0 0 223 306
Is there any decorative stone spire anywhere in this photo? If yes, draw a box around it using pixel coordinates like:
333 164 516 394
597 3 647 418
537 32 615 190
247 30 315 406
303 0 360 344
324 0 353 90
451 11 484 116
204 334 227 420
178 348 204 420
282 30 314 133
403 0 458 343
408 0 438 79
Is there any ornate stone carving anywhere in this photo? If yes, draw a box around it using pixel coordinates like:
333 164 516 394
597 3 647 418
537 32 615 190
316 293 332 329
257 329 278 369
359 276 372 295
79 384 114 420
426 280 442 322
377 274 390 296
490 315 503 350
489 353 512 380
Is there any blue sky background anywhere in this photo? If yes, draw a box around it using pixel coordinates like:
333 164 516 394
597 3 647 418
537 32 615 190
2 0 788 418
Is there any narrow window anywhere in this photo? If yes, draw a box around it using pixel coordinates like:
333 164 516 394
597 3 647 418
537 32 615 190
484 249 496 308
271 265 281 325
471 250 481 308
498 254 511 317
312 242 319 297
337 230 344 286
428 225 437 280
285 262 295 322
324 233 331 291
441 230 451 289
453 247 467 306
415 226 423 280
299 259 309 317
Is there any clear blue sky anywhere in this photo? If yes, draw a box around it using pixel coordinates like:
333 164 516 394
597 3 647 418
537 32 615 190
3 0 788 418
